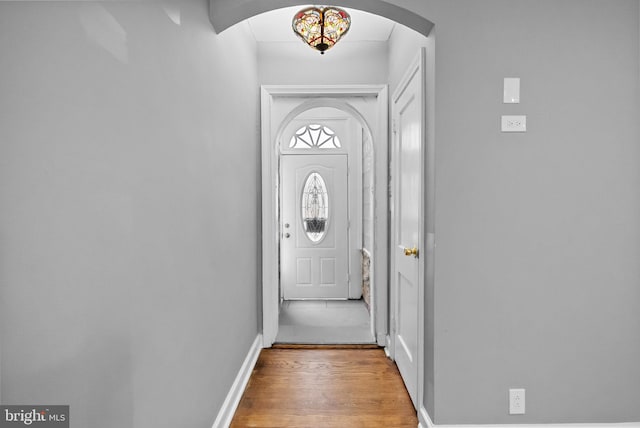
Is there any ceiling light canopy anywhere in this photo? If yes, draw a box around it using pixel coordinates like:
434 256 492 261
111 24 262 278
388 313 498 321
292 6 351 54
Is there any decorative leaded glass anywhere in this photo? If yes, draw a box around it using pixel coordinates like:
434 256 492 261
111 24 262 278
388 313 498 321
289 124 342 149
302 172 329 242
292 6 351 54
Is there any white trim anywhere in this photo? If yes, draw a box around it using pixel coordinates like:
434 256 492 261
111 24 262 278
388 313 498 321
261 86 279 347
384 334 392 358
428 425 640 428
418 405 640 428
261 84 389 97
211 334 262 428
260 85 388 347
422 423 640 428
419 405 433 428
348 117 364 299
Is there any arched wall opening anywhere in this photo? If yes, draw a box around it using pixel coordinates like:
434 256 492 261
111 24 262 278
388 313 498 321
208 0 434 37
275 99 375 146
275 102 377 340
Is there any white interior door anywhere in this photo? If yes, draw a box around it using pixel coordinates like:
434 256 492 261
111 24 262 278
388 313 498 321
392 52 425 409
281 154 349 299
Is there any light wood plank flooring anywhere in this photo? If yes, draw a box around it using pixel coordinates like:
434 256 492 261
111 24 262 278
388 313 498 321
230 347 418 428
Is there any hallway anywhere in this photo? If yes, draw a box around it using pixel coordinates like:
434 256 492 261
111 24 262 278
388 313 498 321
230 347 417 427
2 1 640 427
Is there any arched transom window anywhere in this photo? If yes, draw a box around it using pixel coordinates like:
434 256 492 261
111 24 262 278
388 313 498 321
289 124 342 149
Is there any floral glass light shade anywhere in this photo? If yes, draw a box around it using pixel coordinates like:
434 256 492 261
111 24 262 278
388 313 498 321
292 6 351 54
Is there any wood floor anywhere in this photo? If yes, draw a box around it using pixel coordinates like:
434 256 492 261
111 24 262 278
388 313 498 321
230 347 418 428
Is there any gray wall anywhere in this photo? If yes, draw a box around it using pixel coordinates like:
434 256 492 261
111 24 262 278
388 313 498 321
0 1 260 427
258 41 389 85
391 0 640 424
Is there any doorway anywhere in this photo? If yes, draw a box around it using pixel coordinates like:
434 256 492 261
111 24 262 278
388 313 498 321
390 48 427 409
276 107 371 343
260 85 389 347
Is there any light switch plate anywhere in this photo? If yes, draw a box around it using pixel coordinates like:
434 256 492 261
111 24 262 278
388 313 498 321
504 77 520 103
501 115 527 132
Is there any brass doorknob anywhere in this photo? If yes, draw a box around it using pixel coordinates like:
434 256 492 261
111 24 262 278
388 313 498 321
404 246 419 257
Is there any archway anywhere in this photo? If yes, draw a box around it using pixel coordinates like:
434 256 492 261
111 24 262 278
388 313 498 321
208 0 434 37
276 104 375 342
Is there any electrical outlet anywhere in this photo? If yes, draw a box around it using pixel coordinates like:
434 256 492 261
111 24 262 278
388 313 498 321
501 115 527 132
509 388 526 415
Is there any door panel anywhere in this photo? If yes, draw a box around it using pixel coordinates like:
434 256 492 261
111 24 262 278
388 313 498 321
296 259 312 284
281 154 349 299
392 61 423 408
398 273 418 360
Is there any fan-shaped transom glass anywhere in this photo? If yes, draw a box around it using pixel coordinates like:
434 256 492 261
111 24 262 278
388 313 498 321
289 124 342 149
302 172 329 242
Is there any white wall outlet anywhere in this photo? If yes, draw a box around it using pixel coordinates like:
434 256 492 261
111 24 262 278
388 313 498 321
509 388 526 415
501 115 527 132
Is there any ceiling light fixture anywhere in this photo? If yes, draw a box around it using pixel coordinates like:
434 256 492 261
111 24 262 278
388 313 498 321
292 6 351 55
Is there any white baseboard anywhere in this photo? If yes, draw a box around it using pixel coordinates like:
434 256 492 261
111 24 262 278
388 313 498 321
377 332 388 347
211 334 262 428
384 334 392 358
418 405 432 428
418 405 640 428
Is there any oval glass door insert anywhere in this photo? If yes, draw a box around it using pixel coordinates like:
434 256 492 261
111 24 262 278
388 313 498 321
301 172 329 242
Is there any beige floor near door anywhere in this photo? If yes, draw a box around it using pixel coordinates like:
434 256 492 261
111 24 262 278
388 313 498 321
276 300 373 344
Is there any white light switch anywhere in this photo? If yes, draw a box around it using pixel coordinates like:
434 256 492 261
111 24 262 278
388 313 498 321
501 115 527 132
504 78 520 103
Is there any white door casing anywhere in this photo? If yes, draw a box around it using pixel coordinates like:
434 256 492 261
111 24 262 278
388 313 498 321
281 154 349 299
391 49 426 410
261 86 389 347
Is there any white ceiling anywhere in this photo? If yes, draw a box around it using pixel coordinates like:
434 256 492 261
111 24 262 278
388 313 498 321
247 6 396 43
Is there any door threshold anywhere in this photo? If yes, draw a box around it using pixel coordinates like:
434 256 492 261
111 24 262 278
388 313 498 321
271 343 381 349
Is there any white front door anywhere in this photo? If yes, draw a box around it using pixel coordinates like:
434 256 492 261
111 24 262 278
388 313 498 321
392 52 425 408
281 154 349 299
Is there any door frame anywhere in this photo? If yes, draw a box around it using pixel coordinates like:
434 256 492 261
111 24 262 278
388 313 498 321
260 85 388 347
390 48 428 412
